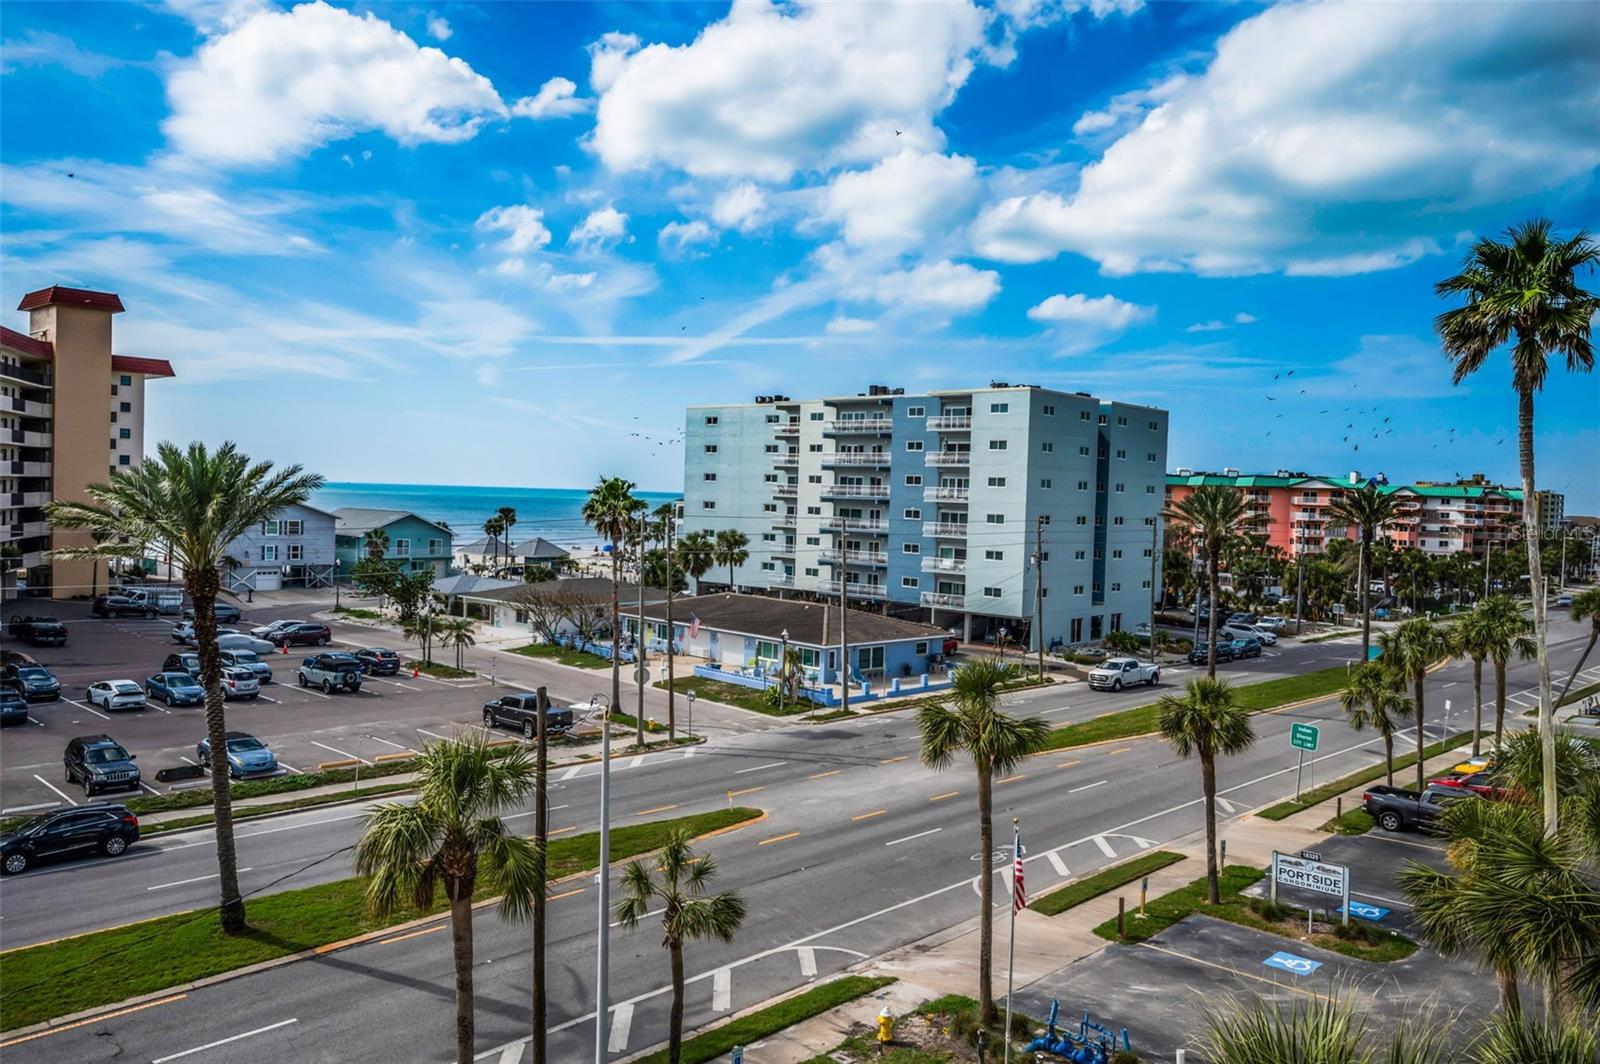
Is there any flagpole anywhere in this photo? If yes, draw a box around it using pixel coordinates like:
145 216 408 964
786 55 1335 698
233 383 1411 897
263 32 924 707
1003 816 1019 1064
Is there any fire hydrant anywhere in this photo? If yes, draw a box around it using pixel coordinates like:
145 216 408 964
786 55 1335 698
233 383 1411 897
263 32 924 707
875 1006 894 1053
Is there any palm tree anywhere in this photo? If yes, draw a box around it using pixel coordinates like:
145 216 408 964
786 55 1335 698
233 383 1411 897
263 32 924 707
1479 596 1536 745
676 530 715 593
1452 604 1497 757
483 516 505 575
1327 485 1402 662
1162 486 1252 678
1379 619 1446 794
652 502 681 740
615 828 746 1064
1199 991 1445 1064
46 441 322 935
583 477 645 724
1436 218 1599 836
497 506 518 572
355 735 542 1064
438 616 477 671
712 528 749 591
917 658 1050 1026
1158 677 1256 904
364 527 390 562
1339 663 1409 786
1555 586 1600 707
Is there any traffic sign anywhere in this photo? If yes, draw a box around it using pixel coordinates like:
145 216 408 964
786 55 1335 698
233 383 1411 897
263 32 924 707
731 1048 743 1064
1290 722 1319 751
633 666 650 684
1263 951 1322 976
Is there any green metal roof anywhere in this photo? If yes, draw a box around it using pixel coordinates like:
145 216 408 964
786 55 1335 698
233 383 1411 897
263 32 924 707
1170 474 1523 500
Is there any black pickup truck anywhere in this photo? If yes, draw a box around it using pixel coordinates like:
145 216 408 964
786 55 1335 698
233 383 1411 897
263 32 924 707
482 694 575 740
7 615 68 647
1363 784 1475 832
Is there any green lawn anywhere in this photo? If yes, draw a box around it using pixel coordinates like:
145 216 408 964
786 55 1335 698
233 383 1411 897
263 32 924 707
405 659 474 679
633 976 895 1064
1300 629 1361 644
0 807 762 1032
1040 665 1352 752
1255 731 1471 820
507 643 611 669
1322 808 1377 835
142 782 418 836
1093 866 1416 962
1031 851 1186 917
654 675 811 717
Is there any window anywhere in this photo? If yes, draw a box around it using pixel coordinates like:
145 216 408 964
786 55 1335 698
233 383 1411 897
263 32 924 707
118 454 130 466
1041 441 1054 453
1116 449 1127 460
1039 514 1051 524
1073 585 1085 595
809 411 824 421
905 474 923 486
857 646 885 671
805 567 819 577
1080 411 1091 421
1113 516 1125 526
764 444 779 454
1077 480 1089 490
1149 420 1159 430
904 507 921 520
905 440 924 452
119 401 131 413
1117 416 1128 426
704 415 719 425
260 545 279 562
765 414 779 424
1093 582 1102 594
988 439 1008 450
120 374 132 386
1146 485 1156 494
762 502 778 513
704 444 718 453
760 561 775 572
1147 452 1158 463
902 542 921 554
985 476 1005 487
1094 548 1104 560
804 505 821 515
1074 550 1085 560
261 520 279 536
109 437 119 450
428 539 444 554
1078 445 1090 456
1142 579 1152 589
288 544 304 561
110 384 118 396
808 474 822 483
983 586 1002 598
808 443 823 452
1040 478 1052 489
984 549 1003 561
1111 582 1121 592
986 513 1004 524
901 576 919 588
393 539 411 556
1070 618 1084 642
805 536 821 546
1111 612 1123 631
1098 413 1107 425
1115 483 1125 493
1143 547 1153 558
703 472 717 481
1043 404 1055 416
702 500 716 510
1112 549 1123 559
1075 515 1088 526
990 402 1009 413
761 532 776 542
915 641 929 655
908 405 925 417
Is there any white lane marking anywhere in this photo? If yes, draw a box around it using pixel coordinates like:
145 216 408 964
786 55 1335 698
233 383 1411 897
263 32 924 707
886 828 942 847
139 782 161 796
712 967 732 1011
415 728 452 743
26 715 44 726
64 697 110 720
147 868 252 891
256 695 280 704
309 740 372 765
682 748 695 758
33 774 78 806
277 762 302 774
1092 835 1116 858
607 1002 633 1053
798 946 817 978
1047 851 1071 878
1069 780 1108 794
626 755 645 769
496 1043 525 1064
559 766 583 781
297 685 333 700
1 801 60 814
1215 796 1238 814
151 1018 298 1063
180 755 198 766
367 735 408 750
505 804 569 823
734 761 787 774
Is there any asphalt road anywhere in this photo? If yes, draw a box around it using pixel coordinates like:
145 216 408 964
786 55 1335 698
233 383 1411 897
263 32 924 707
2 614 1591 1063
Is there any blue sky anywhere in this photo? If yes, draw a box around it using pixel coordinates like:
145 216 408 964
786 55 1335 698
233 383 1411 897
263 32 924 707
2 0 1597 507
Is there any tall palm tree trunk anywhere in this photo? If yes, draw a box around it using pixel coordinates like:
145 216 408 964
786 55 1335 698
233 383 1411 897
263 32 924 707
668 937 686 1064
190 566 246 934
1470 656 1484 757
1201 750 1221 904
976 764 996 1026
1206 544 1220 679
1518 386 1556 836
1358 536 1372 663
1494 661 1508 744
1496 965 1522 1021
1412 672 1427 794
1382 730 1394 787
449 880 476 1064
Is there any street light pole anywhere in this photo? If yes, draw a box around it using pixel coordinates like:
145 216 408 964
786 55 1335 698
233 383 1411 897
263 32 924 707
592 693 611 1064
779 627 790 712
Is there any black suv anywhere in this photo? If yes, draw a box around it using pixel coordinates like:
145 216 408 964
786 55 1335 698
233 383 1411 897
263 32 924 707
1 684 28 726
91 594 160 618
163 651 202 677
3 662 61 702
483 694 575 739
64 735 141 797
7 615 68 647
1188 642 1237 666
355 648 401 675
1 804 140 874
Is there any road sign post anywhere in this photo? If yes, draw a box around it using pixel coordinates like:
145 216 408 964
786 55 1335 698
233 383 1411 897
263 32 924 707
1289 723 1319 800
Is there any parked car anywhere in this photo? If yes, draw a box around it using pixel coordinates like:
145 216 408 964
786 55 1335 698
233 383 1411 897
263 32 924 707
163 652 202 677
172 622 244 645
1363 784 1474 833
354 648 401 676
274 623 332 648
3 663 61 702
196 731 277 778
7 615 68 647
298 652 363 693
63 735 141 797
1189 642 1236 665
217 632 275 655
146 671 205 706
1429 771 1513 801
250 618 307 639
1 804 140 874
1244 625 1278 645
220 666 261 701
1226 612 1260 628
116 586 185 614
87 680 148 712
1554 594 1573 608
1087 657 1160 691
91 594 160 618
1133 622 1152 637
184 603 242 624
482 693 575 739
1226 637 1263 659
0 685 28 726
1257 617 1289 633
220 648 273 684
1 649 38 668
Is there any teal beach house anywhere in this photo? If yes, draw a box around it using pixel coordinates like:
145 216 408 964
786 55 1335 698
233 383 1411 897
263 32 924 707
334 508 455 579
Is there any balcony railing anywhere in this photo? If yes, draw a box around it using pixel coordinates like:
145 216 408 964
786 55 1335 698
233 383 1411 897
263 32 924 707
821 418 894 435
766 573 796 588
825 516 889 533
923 485 969 502
772 450 799 465
819 548 889 566
920 556 966 573
821 452 892 467
925 452 971 467
772 514 797 528
774 483 798 496
824 581 888 599
925 414 972 430
920 591 965 609
0 363 49 387
922 521 969 538
771 543 796 556
774 420 800 435
821 483 890 499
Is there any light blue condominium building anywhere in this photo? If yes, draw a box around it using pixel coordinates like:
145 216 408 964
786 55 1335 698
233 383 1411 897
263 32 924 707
682 383 1169 650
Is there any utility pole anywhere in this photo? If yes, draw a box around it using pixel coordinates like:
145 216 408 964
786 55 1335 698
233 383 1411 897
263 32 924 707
531 686 549 1064
1484 538 1493 601
839 524 850 715
635 514 647 748
1294 555 1306 636
1149 520 1160 665
662 516 677 742
593 692 611 1064
1033 515 1046 681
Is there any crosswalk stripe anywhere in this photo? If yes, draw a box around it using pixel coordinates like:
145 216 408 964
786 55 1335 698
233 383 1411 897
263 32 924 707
607 1002 633 1053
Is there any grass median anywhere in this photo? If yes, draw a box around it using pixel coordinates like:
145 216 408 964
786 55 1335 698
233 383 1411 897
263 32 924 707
507 642 610 669
404 659 474 679
0 806 763 1032
634 975 895 1064
1041 665 1352 752
1031 851 1185 917
1255 731 1471 821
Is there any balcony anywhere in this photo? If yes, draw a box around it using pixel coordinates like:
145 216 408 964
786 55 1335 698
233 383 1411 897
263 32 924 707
821 452 892 468
20 461 50 477
821 418 894 435
824 581 888 600
774 420 800 436
772 450 799 466
821 483 890 500
925 451 971 467
819 548 889 567
771 542 795 556
921 591 966 609
766 573 796 588
923 521 969 538
18 520 49 539
0 363 49 388
926 414 972 431
923 485 969 503
772 514 797 529
825 516 889 533
921 556 966 574
774 483 797 497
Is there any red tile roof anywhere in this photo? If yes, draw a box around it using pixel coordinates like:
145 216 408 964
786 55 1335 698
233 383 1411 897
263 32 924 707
0 325 53 360
112 355 175 379
17 286 126 313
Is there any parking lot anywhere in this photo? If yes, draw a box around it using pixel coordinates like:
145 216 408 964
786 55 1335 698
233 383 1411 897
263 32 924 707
1 598 553 814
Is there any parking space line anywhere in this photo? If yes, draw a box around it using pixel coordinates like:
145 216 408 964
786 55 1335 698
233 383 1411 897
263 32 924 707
277 762 302 774
415 728 452 743
1 801 60 814
309 740 372 765
26 715 44 726
1047 851 1071 877
139 782 161 796
367 735 408 750
33 774 78 806
256 695 280 704
64 697 110 720
298 686 333 700
1136 943 1327 1001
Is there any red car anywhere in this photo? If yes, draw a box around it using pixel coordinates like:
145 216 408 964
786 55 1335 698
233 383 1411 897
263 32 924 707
1428 771 1512 801
271 623 332 648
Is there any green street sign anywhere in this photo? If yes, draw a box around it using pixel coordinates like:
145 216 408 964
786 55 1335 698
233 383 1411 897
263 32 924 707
1290 722 1320 752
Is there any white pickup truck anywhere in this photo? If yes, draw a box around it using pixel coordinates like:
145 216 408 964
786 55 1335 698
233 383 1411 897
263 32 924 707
1087 656 1160 691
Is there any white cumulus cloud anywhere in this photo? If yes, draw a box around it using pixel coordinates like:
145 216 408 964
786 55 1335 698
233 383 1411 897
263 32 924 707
871 260 1000 313
163 1 508 166
475 205 552 254
823 150 980 249
710 183 767 232
658 219 719 255
569 205 630 250
512 76 591 119
426 14 451 41
1027 292 1153 329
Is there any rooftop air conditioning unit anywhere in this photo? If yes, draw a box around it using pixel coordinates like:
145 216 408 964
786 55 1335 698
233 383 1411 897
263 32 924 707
1223 467 1240 477
1175 467 1193 476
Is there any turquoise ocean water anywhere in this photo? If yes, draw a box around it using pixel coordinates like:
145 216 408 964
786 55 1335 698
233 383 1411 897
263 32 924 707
310 483 680 549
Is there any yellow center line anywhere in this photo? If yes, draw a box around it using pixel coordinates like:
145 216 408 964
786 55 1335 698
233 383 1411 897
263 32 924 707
879 755 909 765
549 825 576 836
851 809 886 821
808 769 842 780
1095 710 1120 718
997 773 1027 785
1057 759 1082 769
1106 747 1132 756
729 786 764 798
758 831 801 846
930 791 960 801
549 887 586 901
636 804 678 816
0 994 188 1048
380 925 444 946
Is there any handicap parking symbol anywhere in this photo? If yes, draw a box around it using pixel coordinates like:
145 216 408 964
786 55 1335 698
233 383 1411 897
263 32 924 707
1263 951 1322 976
1343 900 1390 922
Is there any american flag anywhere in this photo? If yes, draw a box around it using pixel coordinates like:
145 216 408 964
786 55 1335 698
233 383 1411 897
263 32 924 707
1012 829 1027 913
687 613 701 640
